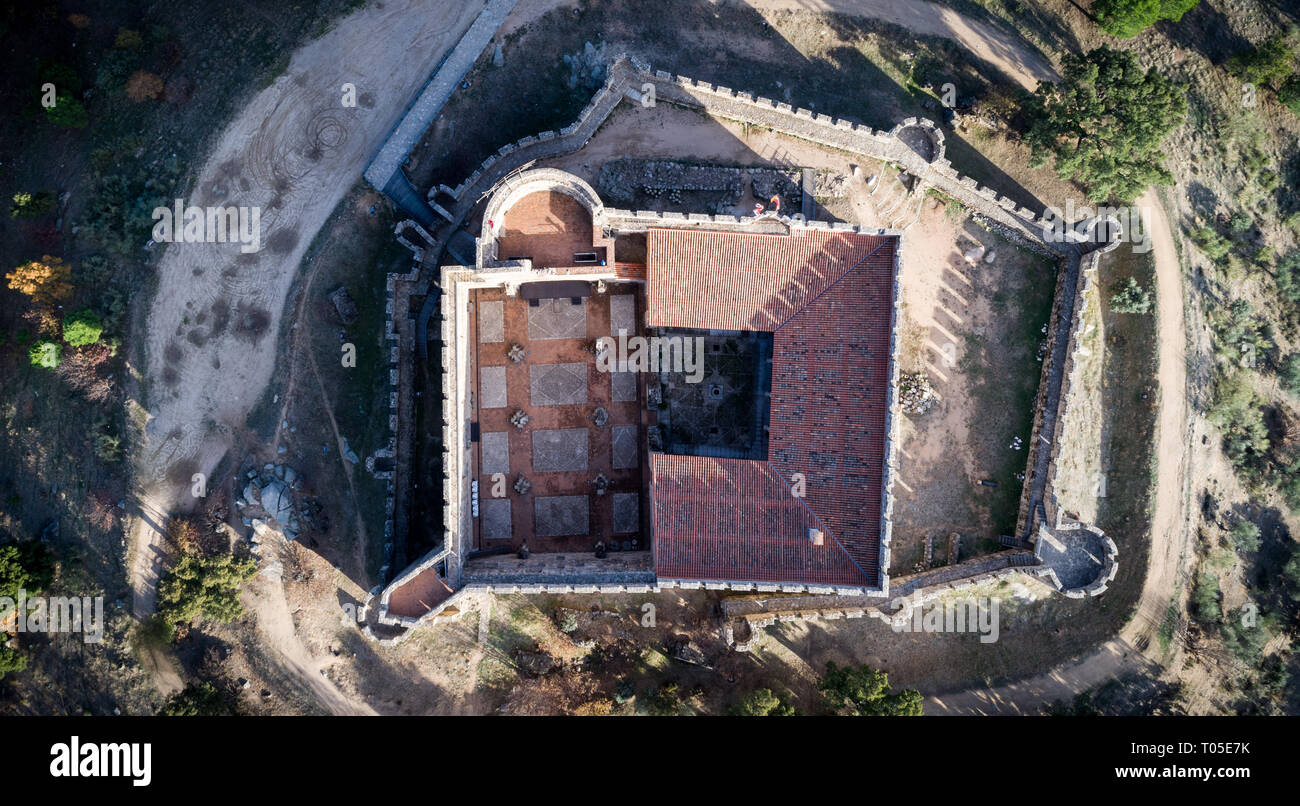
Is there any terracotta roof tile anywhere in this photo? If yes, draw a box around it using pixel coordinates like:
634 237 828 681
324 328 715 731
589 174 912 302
647 229 897 589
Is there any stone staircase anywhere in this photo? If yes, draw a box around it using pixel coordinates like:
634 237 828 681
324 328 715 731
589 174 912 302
870 172 925 230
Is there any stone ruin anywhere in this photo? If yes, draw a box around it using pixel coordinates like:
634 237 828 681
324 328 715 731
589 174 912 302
899 371 939 415
236 463 312 543
328 286 358 325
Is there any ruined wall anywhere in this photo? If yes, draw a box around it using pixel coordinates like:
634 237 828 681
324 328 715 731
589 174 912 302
1049 257 1105 523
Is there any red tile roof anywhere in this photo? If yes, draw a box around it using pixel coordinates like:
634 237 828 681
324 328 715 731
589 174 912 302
648 229 897 589
647 229 891 331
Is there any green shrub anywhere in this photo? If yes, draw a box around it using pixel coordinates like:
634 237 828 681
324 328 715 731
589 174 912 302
1110 276 1152 314
1211 299 1272 367
158 682 231 716
94 432 123 463
1227 36 1296 89
818 662 923 715
1208 372 1269 473
1191 571 1222 624
1093 0 1199 39
44 97 88 129
728 688 798 716
1191 225 1232 262
28 340 61 369
1279 353 1300 394
1276 250 1300 305
157 553 258 629
1280 75 1300 115
1229 520 1261 553
614 678 636 704
10 191 55 219
62 309 102 347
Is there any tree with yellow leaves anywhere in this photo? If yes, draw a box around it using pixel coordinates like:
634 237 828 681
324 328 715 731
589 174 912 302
6 255 73 304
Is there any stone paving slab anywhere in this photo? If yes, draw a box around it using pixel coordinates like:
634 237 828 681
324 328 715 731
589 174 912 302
611 369 637 402
481 431 510 475
480 365 507 408
530 362 588 406
479 299 504 342
610 294 636 335
531 428 589 472
535 495 590 537
481 498 512 541
528 297 587 340
612 492 639 534
612 425 638 469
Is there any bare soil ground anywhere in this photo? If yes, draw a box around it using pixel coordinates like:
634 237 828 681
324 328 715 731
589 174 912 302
141 0 1193 714
736 0 1058 88
126 0 489 709
892 200 1055 568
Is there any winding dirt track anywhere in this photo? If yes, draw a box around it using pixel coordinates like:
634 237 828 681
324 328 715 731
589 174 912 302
737 0 1058 88
125 0 1189 714
127 0 488 712
927 193 1193 714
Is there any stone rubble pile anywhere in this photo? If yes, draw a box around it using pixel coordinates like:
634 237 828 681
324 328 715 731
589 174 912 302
236 463 314 544
899 371 939 415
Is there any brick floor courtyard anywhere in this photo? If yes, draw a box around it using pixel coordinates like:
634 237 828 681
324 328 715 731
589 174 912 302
471 281 651 552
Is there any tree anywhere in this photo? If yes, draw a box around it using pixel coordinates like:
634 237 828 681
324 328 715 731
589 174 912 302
1279 353 1300 394
10 191 55 219
1280 75 1300 116
1191 571 1222 624
44 96 89 129
1227 36 1296 90
1229 520 1261 553
62 308 102 346
818 662 923 715
1025 47 1186 203
1110 276 1152 314
0 640 27 680
1208 372 1269 473
0 541 55 600
0 541 55 679
1092 0 1200 39
6 255 73 303
156 553 258 629
158 682 232 716
728 688 798 716
125 70 164 102
58 341 113 401
28 341 62 369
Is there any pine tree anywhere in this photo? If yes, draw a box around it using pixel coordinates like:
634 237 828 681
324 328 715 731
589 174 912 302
1025 47 1186 203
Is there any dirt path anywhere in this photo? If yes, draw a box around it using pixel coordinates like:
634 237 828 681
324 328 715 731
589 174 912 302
245 578 377 715
736 0 1058 89
927 193 1194 714
127 0 490 704
501 0 1058 89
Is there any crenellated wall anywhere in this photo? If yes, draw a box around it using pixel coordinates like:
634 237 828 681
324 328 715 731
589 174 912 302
372 55 1119 636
